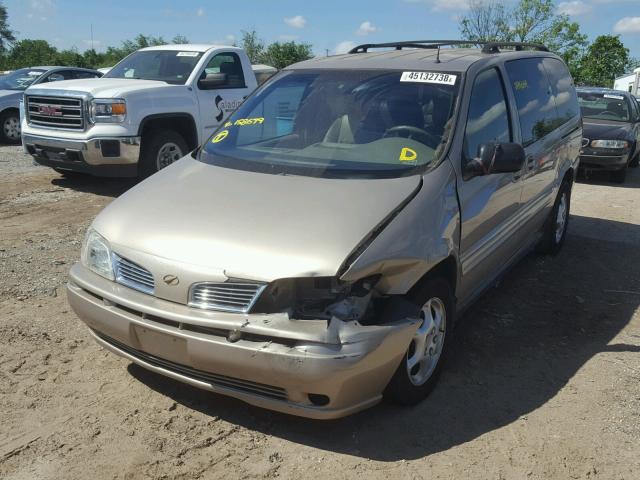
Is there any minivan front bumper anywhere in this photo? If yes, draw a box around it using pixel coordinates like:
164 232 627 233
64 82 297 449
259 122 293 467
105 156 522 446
67 263 419 419
23 134 140 177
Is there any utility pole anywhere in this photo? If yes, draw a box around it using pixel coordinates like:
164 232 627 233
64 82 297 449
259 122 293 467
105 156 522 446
90 24 94 51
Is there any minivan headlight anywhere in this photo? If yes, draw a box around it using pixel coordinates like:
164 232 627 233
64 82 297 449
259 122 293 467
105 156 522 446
89 98 126 123
81 229 114 280
590 139 628 149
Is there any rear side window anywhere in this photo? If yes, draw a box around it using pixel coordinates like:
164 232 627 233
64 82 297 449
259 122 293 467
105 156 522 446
463 68 511 165
542 58 579 126
505 58 555 147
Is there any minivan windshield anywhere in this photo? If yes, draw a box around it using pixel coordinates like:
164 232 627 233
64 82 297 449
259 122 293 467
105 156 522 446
104 50 203 85
578 91 631 122
200 69 460 179
0 68 45 91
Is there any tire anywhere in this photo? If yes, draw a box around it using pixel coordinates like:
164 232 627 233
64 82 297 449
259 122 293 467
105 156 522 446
538 179 571 255
610 167 627 184
53 168 88 180
0 110 21 144
138 130 187 179
384 277 454 406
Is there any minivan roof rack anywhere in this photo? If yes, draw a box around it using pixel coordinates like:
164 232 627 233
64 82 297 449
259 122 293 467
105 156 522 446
348 40 549 54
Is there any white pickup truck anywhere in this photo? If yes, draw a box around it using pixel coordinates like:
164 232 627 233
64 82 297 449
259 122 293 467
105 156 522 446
21 44 258 177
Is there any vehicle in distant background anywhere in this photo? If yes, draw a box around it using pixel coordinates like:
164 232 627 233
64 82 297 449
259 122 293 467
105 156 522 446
614 67 640 96
21 44 258 178
577 87 640 183
0 66 102 143
97 67 112 75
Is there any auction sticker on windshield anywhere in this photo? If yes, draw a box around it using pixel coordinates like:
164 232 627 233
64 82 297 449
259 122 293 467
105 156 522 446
604 94 624 100
177 51 200 57
400 71 457 85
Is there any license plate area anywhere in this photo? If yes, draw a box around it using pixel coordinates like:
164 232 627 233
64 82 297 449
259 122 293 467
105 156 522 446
132 326 188 365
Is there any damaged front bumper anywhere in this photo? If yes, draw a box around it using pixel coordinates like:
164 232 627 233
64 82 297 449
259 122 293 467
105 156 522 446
67 263 419 419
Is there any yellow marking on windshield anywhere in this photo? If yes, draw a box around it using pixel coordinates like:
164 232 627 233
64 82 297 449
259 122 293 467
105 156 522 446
211 130 229 143
399 147 417 162
232 117 265 126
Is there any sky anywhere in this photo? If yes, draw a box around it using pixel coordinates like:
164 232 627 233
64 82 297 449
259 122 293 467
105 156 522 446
4 0 640 63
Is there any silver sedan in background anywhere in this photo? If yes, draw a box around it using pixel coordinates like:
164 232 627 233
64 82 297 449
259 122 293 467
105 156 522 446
0 66 102 143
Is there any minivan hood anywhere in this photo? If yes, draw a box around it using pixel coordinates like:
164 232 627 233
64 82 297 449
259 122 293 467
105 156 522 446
93 157 421 282
582 119 633 141
25 78 171 98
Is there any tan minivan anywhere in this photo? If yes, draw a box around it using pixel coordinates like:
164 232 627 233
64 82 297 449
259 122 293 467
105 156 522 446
68 40 582 419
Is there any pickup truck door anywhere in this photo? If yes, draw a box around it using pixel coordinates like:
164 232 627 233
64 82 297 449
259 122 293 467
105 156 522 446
195 51 252 142
457 67 525 304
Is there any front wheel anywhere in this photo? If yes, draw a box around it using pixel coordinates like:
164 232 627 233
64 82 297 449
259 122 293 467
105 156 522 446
384 277 454 406
138 130 187 179
0 110 21 144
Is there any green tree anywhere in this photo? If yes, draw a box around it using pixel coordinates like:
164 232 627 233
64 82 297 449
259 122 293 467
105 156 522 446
260 41 312 69
459 0 587 55
459 0 509 42
171 35 189 44
577 35 630 87
0 0 15 53
55 48 87 67
240 30 265 64
7 39 57 69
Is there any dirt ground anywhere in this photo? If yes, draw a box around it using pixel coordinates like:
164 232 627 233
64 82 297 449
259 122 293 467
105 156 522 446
1 145 639 480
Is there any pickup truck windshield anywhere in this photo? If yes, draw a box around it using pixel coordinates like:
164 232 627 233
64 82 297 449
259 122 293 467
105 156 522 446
578 92 631 122
200 69 459 179
104 50 203 85
0 68 45 91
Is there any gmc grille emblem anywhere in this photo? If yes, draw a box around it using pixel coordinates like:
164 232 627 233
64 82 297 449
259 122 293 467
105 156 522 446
38 105 63 116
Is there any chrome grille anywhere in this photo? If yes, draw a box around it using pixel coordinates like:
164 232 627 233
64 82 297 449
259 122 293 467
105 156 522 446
189 282 266 313
93 330 288 401
113 254 155 295
26 95 85 130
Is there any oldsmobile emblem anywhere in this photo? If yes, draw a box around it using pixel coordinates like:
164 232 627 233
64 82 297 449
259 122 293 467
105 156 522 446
163 274 179 286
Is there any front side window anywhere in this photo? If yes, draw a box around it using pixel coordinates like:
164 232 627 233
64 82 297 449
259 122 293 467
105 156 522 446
44 70 75 82
201 53 246 89
577 91 632 122
105 50 203 85
199 69 460 179
0 68 45 90
505 58 556 146
463 68 511 167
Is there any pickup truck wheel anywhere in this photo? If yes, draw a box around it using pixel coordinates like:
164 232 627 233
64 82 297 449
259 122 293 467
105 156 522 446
384 277 453 406
0 110 21 144
538 179 571 255
139 130 187 178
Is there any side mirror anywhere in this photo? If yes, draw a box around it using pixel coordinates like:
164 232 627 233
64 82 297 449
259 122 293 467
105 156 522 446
464 142 525 179
198 72 228 90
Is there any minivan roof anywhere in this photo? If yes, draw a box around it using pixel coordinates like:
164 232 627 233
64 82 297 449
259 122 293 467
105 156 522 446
289 47 558 73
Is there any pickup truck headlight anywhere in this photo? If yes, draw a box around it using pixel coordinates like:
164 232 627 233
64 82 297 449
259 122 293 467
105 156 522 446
81 229 115 280
590 139 629 149
89 99 126 123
